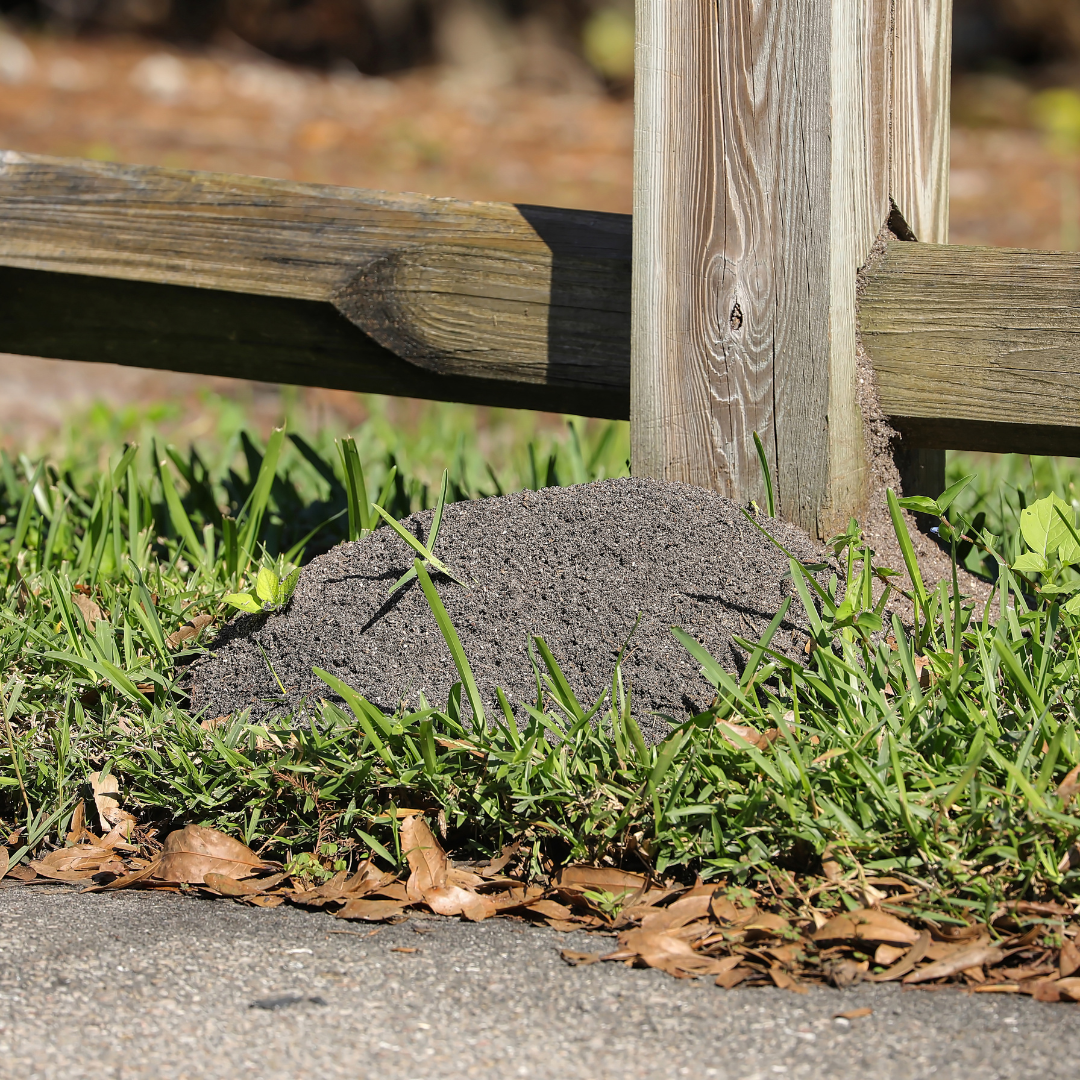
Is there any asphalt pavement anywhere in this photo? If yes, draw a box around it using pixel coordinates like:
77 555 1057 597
1 883 1076 1080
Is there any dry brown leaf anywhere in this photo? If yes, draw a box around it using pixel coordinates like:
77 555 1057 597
32 844 123 875
640 893 713 933
821 845 843 882
1057 842 1080 873
204 872 285 897
814 907 920 947
88 772 135 837
834 1007 873 1020
1056 763 1080 805
716 719 779 750
1060 938 1080 979
1031 978 1064 1003
153 825 267 884
6 864 36 882
166 612 213 650
401 815 448 898
744 912 791 941
72 592 103 630
561 950 601 966
525 898 575 922
199 716 230 732
425 885 496 921
903 945 1004 984
553 865 647 896
769 964 808 993
245 893 286 908
1013 900 1073 917
390 946 418 954
715 966 751 989
1052 976 1080 1002
0 847 8 882
710 895 757 925
335 898 410 921
828 958 869 989
874 943 908 966
867 930 931 982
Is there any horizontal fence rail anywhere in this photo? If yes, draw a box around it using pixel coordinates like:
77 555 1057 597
2 153 1077 458
0 152 631 418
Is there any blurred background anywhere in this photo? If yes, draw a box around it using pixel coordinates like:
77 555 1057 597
1 0 1079 515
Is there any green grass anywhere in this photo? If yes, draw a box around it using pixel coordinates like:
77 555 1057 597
2 408 1080 920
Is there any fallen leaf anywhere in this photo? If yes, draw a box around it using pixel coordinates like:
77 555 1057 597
200 716 231 732
6 864 36 882
245 894 285 908
88 772 135 837
867 930 930 982
1031 978 1063 1003
744 912 791 940
828 958 869 989
426 885 496 921
0 847 8 881
903 945 1004 984
335 898 410 921
874 943 908 966
710 895 757 925
524 898 575 922
769 964 808 993
814 908 920 947
715 966 751 989
401 815 448 898
639 892 713 933
166 613 214 650
561 950 601 966
834 1007 873 1020
1059 939 1080 979
553 865 647 896
390 946 418 954
1053 976 1080 1002
1056 763 1080 805
72 592 103 631
821 845 843 882
204 872 285 897
153 825 268 884
717 719 779 750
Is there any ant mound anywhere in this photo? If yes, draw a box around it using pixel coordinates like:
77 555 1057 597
188 477 824 743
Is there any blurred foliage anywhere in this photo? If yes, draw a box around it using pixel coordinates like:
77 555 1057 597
0 0 636 85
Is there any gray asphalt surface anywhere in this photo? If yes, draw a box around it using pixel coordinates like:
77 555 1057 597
1 883 1076 1080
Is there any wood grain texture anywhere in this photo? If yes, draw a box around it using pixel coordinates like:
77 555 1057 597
891 0 951 245
860 241 1080 450
0 266 626 418
0 152 631 399
632 0 890 537
890 0 952 499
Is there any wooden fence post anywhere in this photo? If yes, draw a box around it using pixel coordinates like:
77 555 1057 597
890 0 952 498
631 0 950 536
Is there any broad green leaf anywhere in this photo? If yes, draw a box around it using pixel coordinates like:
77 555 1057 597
1012 551 1049 575
1020 493 1076 563
895 495 940 516
223 592 261 614
255 567 278 604
935 473 976 514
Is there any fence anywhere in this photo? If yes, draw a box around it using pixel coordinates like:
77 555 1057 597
1 1 1073 539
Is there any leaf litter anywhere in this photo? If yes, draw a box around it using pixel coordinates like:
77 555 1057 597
13 812 1080 1005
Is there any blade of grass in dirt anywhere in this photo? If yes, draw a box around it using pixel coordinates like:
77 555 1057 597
237 426 286 563
312 667 394 767
753 431 776 517
887 487 929 638
157 453 204 562
414 558 486 732
739 596 791 688
532 636 585 723
384 469 451 597
670 627 752 713
337 435 370 539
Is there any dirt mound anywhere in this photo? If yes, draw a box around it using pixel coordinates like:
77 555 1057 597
187 477 824 742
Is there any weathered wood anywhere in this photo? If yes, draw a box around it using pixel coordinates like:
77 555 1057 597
861 241 1080 456
632 1 891 538
0 266 624 418
0 152 631 408
890 0 951 246
889 0 952 497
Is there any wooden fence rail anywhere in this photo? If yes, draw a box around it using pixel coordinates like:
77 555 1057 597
4 154 1076 458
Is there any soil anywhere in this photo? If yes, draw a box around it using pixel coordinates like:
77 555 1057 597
187 476 825 740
